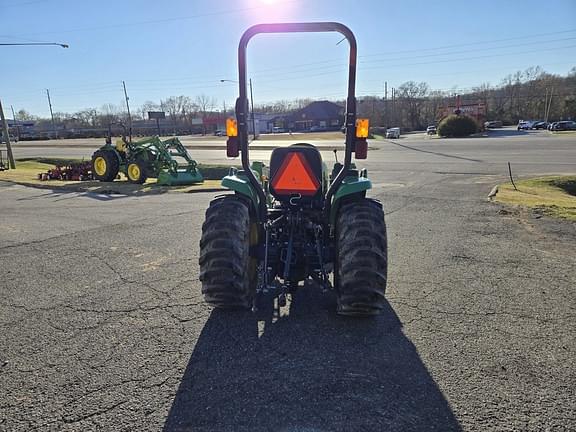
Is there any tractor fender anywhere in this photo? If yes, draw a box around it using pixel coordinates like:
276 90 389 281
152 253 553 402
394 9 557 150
97 145 123 166
329 176 372 226
221 173 260 215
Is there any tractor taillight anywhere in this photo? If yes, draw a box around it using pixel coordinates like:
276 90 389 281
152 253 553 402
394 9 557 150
271 152 320 196
356 118 369 138
355 139 367 159
227 137 239 157
226 118 238 137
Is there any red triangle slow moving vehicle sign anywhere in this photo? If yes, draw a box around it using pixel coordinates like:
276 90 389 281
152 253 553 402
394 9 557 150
272 152 320 196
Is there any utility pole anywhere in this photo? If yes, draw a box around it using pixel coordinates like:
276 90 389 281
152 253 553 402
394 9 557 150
391 87 395 127
249 78 256 140
384 81 388 128
122 81 132 142
10 105 19 140
545 88 554 123
46 89 57 139
0 98 16 169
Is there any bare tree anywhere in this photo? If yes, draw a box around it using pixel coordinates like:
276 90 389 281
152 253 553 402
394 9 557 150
16 109 37 121
181 97 198 131
99 103 120 130
195 94 217 134
397 81 429 129
161 96 191 133
72 108 98 127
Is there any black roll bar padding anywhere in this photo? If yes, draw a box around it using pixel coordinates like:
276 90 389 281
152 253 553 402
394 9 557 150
236 22 358 222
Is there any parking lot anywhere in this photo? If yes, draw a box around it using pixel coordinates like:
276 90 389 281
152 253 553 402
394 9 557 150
1 130 575 431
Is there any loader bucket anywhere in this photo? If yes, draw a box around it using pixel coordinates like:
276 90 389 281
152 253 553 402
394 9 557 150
157 169 203 186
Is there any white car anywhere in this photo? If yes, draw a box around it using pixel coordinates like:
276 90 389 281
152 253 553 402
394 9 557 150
386 127 400 139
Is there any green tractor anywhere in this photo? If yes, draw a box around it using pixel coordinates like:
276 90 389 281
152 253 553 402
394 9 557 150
91 134 203 186
199 22 387 316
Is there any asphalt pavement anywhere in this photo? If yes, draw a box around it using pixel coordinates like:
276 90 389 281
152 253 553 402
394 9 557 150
0 129 575 431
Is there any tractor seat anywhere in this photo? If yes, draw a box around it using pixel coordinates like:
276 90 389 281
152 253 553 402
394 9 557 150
269 143 323 202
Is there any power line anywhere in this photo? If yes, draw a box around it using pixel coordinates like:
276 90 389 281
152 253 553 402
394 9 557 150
89 36 576 90
7 32 572 99
361 43 576 71
360 37 576 65
360 29 576 58
8 1 299 37
1 0 50 8
222 29 576 78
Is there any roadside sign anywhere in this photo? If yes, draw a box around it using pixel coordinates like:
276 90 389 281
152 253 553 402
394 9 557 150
148 111 165 120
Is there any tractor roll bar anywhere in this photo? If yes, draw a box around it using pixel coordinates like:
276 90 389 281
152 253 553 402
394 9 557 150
236 22 358 221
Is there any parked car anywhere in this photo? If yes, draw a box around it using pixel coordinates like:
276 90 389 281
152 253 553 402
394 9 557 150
548 122 557 131
426 125 437 135
213 130 226 136
1 134 17 143
532 121 548 130
551 121 576 131
517 120 535 130
310 125 327 132
385 127 400 139
484 120 503 128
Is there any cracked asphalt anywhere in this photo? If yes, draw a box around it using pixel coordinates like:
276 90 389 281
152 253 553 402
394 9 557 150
1 130 575 431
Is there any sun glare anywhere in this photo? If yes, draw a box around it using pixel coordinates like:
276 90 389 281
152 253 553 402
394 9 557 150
249 0 298 20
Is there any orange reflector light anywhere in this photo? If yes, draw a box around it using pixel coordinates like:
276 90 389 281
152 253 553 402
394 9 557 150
226 118 238 137
356 118 369 138
272 152 320 196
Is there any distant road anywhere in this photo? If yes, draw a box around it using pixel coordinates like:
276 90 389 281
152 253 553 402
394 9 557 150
10 129 575 172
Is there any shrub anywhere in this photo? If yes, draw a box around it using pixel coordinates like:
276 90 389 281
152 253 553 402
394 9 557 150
437 115 478 137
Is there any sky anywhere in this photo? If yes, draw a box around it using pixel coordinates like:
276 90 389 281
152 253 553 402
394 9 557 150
1 0 575 118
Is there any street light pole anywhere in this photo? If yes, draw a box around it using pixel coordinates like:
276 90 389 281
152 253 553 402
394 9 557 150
0 42 68 48
122 80 132 142
0 98 16 169
220 78 256 140
46 89 57 139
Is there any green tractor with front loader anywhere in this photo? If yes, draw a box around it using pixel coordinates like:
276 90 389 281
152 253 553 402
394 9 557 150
199 22 387 316
91 134 203 186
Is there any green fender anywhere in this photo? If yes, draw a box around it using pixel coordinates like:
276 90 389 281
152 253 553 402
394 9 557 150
222 165 371 225
330 175 372 226
98 144 124 168
221 170 261 213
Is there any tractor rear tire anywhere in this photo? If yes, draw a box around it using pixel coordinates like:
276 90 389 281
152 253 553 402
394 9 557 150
335 199 387 316
199 196 257 309
91 149 119 182
126 159 148 184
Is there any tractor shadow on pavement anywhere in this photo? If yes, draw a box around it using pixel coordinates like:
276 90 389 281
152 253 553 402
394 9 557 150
163 287 461 431
386 139 483 163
